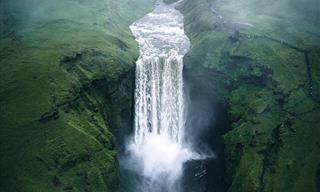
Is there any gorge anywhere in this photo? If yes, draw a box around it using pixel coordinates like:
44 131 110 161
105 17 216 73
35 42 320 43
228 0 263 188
0 0 319 192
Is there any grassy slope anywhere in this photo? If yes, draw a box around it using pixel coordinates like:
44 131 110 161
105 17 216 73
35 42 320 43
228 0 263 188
178 0 320 191
0 0 152 191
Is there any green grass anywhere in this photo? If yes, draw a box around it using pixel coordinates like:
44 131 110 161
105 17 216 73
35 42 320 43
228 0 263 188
0 0 153 191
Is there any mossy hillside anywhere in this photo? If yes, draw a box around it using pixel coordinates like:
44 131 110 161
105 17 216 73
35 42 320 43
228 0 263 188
178 0 320 191
0 0 153 191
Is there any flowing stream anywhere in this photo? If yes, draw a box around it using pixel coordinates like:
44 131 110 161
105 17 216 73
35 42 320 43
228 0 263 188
121 1 201 191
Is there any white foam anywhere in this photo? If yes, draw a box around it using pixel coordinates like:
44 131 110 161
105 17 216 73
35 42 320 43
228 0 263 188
128 134 200 180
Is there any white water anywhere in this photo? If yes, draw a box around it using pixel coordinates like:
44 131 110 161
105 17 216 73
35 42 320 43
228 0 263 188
126 1 200 191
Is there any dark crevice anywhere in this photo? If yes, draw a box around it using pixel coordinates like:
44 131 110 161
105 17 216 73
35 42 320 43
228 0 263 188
258 123 282 192
304 51 314 97
38 108 60 123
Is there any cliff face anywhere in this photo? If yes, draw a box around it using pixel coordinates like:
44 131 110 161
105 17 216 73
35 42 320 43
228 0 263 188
178 0 320 191
0 0 152 191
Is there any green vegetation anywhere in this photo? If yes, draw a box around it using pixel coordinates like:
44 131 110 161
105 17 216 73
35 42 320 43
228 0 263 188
178 0 320 191
0 0 153 191
1 0 319 191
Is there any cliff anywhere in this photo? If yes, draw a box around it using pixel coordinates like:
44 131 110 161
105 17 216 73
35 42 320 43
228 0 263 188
178 0 320 191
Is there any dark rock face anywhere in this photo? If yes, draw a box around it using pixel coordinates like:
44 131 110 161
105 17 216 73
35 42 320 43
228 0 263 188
178 0 320 191
183 68 230 191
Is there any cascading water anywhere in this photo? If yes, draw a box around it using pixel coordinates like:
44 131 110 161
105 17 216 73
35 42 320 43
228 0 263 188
122 1 201 191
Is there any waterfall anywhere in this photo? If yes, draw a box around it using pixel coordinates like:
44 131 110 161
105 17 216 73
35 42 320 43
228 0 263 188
134 53 185 145
124 1 200 191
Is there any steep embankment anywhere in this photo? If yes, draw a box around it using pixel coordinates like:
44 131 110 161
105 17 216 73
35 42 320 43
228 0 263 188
0 0 152 191
178 0 320 191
